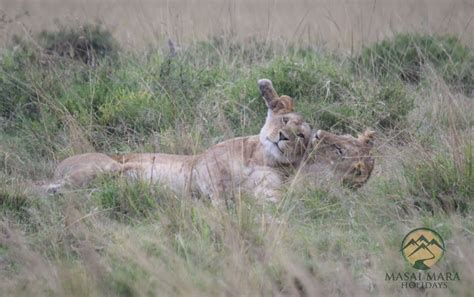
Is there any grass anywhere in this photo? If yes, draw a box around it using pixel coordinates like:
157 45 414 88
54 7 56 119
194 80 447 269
358 34 474 95
0 23 473 296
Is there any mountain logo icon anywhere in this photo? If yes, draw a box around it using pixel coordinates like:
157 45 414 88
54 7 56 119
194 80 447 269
401 228 445 270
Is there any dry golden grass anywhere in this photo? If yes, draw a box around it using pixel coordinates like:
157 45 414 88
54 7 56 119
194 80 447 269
1 0 473 49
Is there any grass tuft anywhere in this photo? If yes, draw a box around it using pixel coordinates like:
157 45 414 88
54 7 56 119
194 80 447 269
358 33 474 95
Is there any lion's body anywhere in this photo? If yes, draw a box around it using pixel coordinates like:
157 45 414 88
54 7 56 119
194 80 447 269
120 135 288 201
48 153 122 192
121 153 196 195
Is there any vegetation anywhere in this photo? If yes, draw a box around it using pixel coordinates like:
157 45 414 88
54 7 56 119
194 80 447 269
0 24 473 296
358 34 474 95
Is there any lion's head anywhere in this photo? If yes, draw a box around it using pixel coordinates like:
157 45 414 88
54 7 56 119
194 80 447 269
258 79 312 165
302 129 376 189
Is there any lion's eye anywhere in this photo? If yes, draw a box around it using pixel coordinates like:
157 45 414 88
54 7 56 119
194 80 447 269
297 133 305 138
282 117 289 125
333 145 344 157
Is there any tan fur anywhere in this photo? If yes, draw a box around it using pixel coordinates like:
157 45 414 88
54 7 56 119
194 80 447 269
300 129 375 189
50 79 312 202
48 153 122 192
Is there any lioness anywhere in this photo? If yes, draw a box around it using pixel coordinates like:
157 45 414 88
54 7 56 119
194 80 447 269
300 129 375 189
50 79 312 202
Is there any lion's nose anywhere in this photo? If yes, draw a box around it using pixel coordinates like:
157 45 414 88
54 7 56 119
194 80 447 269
354 162 367 175
279 132 289 141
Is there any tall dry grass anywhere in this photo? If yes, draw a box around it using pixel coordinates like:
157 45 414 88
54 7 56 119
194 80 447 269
1 0 473 50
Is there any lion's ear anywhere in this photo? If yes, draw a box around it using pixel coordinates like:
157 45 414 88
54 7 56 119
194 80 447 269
258 79 294 114
276 95 294 113
358 129 376 146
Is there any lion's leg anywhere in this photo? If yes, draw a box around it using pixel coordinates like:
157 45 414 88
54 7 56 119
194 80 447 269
192 160 228 203
244 167 283 202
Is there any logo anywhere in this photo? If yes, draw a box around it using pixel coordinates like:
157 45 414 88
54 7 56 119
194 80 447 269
400 228 445 270
385 227 459 289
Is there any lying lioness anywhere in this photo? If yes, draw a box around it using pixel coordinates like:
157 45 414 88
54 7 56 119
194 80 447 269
301 129 375 189
50 79 375 201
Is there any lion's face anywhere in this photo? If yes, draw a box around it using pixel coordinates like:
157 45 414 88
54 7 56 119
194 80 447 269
305 129 375 189
258 80 311 164
261 109 312 164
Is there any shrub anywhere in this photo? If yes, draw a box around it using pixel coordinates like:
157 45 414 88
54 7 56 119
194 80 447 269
223 54 414 133
37 22 119 65
369 81 414 130
358 33 474 94
1 22 119 142
8 22 119 68
404 143 473 213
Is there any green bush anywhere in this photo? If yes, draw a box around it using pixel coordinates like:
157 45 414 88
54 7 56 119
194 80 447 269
218 53 414 134
1 24 119 147
1 22 118 119
404 143 473 213
358 33 474 94
369 81 414 130
8 22 119 69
